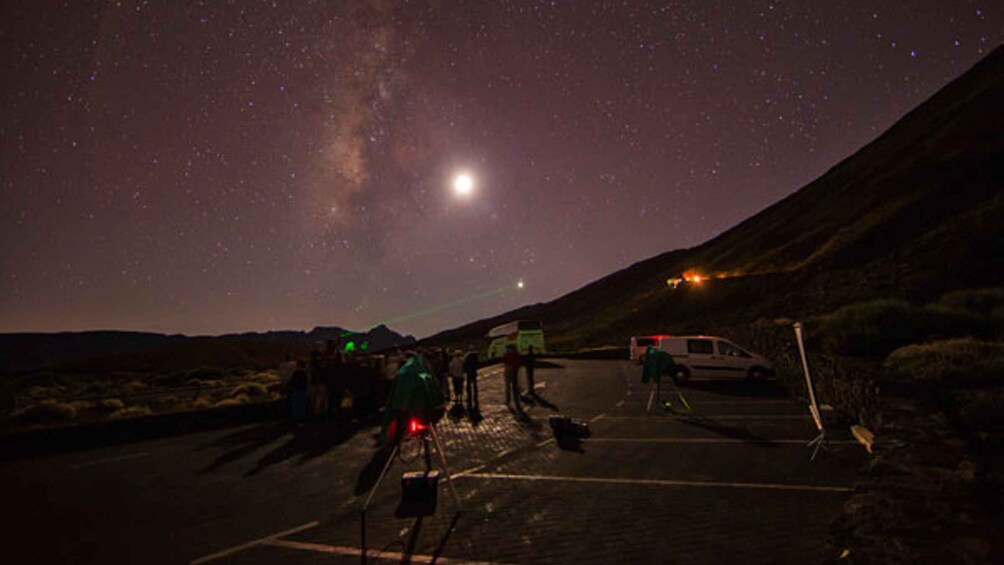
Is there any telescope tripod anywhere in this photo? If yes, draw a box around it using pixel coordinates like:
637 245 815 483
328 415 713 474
360 421 462 559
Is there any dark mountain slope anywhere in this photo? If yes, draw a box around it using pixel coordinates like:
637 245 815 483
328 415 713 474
423 47 1004 350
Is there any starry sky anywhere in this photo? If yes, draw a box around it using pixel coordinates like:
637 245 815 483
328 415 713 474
1 1 999 338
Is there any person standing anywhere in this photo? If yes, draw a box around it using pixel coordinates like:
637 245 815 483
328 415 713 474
448 350 465 407
278 353 297 389
502 344 523 413
463 350 480 412
289 360 309 425
524 345 537 398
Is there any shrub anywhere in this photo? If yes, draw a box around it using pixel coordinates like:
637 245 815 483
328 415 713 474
185 378 225 388
919 305 995 340
99 398 125 411
251 372 280 384
819 299 921 357
11 399 78 423
231 383 268 398
215 394 249 408
151 372 187 387
69 400 96 412
154 395 179 407
191 398 213 410
885 338 1004 387
109 405 153 419
187 367 226 381
936 288 1004 315
119 380 148 394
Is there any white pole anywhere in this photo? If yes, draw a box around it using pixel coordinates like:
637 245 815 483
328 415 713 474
793 322 824 433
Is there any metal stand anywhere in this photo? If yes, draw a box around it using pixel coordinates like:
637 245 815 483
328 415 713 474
807 431 829 462
646 380 660 413
360 421 462 563
794 322 828 462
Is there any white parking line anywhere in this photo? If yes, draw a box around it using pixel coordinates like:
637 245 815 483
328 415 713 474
601 414 812 421
584 437 858 445
190 521 319 564
264 538 514 564
461 472 852 493
69 451 150 469
688 399 796 405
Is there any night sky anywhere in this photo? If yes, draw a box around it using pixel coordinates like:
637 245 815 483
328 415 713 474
1 1 999 337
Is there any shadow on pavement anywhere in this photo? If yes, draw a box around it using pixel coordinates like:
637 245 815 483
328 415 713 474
680 380 789 398
524 392 559 411
196 421 291 474
673 414 780 447
354 445 394 496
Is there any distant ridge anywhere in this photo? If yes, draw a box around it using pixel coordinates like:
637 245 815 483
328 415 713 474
423 46 1004 350
0 324 415 374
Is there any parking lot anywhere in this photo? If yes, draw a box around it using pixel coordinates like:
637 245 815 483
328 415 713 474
4 359 865 564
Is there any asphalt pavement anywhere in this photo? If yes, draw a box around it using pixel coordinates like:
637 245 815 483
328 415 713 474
2 359 865 564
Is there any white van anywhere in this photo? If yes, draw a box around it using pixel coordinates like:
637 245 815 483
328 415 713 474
629 335 671 363
655 336 773 383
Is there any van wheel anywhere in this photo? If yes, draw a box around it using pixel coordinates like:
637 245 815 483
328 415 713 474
671 366 690 385
747 367 767 382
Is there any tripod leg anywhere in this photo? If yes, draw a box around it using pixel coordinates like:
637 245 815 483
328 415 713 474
429 424 462 510
362 444 399 512
807 433 828 462
646 385 655 413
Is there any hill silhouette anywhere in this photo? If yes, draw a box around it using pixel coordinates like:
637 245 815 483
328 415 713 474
423 46 1004 351
0 324 415 375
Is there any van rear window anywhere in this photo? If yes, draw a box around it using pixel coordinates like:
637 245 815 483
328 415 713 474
635 338 656 347
687 339 714 354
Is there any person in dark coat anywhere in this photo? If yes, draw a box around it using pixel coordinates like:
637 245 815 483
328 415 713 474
524 345 537 398
462 350 480 412
502 344 523 413
288 360 309 424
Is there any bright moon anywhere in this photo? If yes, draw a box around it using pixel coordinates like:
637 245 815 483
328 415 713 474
453 173 473 196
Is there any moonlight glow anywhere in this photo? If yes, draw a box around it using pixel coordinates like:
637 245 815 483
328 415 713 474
453 173 474 196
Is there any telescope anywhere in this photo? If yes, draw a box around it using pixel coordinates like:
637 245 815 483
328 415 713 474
360 356 462 556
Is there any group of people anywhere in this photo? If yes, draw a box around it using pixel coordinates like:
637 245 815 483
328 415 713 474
278 340 387 425
278 341 544 428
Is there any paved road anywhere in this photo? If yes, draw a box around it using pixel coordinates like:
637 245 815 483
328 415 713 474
3 359 864 564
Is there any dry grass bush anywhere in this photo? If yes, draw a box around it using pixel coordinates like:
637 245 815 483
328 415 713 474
885 338 1004 387
99 398 125 411
251 371 279 383
231 382 268 398
185 378 226 388
191 398 213 410
187 367 226 381
26 385 68 398
11 399 78 422
69 400 96 412
214 394 249 408
109 405 153 419
154 395 179 407
119 380 148 394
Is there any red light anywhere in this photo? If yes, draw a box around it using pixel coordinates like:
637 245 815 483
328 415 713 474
407 418 428 436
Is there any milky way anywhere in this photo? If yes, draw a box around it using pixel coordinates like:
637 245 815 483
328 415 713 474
1 1 999 337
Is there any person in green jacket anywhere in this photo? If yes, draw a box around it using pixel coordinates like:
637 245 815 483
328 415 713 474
381 353 447 445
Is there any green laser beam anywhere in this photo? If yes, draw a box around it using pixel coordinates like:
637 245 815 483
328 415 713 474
342 285 515 335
